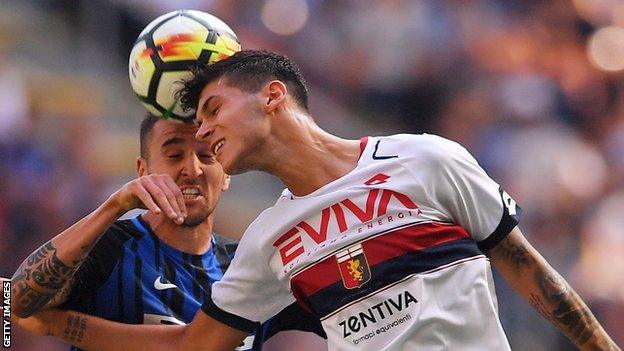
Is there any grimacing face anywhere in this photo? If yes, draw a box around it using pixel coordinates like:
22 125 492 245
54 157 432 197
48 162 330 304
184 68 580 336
139 119 229 227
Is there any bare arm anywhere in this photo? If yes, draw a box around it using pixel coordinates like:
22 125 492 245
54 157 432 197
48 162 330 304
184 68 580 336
11 174 187 318
487 227 620 351
11 203 118 317
14 307 247 351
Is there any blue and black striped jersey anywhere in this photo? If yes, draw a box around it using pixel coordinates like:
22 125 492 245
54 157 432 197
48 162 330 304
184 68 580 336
62 215 325 350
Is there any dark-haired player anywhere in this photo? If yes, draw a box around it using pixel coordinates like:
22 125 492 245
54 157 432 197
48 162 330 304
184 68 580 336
15 51 620 350
9 114 323 350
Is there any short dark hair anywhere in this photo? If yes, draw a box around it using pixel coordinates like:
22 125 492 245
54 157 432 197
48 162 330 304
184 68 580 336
179 50 309 113
139 113 161 159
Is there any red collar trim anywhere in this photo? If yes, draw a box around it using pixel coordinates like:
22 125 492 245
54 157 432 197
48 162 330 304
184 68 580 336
359 136 369 160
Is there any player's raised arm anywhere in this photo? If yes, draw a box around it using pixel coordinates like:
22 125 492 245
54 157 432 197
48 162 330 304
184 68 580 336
14 307 247 351
11 174 187 318
487 227 620 351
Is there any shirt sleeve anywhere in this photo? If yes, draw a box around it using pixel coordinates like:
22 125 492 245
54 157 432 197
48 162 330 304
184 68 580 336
201 215 296 332
61 223 129 311
261 302 326 341
412 135 521 251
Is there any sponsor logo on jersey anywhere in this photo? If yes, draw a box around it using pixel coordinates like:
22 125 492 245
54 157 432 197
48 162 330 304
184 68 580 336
338 289 417 338
235 335 256 351
372 140 399 160
501 189 517 216
143 313 185 326
364 173 390 186
153 276 178 290
336 244 371 289
273 174 420 266
143 313 255 350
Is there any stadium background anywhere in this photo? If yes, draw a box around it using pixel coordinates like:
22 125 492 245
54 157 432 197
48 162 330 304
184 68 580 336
0 0 622 349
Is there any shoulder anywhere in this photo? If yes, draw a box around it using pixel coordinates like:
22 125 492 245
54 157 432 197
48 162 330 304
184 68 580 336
62 219 140 310
222 207 281 266
211 233 239 258
83 218 142 264
241 205 281 237
371 133 473 167
77 218 144 274
73 219 139 260
106 219 144 242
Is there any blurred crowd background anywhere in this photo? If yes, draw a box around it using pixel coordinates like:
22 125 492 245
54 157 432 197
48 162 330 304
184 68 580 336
1 0 623 350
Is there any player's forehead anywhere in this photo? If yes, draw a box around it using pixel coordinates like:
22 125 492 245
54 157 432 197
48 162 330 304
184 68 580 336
151 119 199 147
200 76 229 96
197 77 243 107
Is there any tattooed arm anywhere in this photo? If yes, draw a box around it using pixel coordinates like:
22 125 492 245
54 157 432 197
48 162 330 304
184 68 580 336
11 307 246 351
487 227 620 351
11 174 188 318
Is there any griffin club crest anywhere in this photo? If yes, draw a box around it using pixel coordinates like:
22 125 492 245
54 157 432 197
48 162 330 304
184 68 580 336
336 243 371 289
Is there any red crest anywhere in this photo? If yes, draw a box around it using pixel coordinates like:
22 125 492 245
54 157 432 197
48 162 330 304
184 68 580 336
336 243 371 289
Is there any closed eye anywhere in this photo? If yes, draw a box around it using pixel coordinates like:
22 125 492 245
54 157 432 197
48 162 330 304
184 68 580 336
199 154 215 162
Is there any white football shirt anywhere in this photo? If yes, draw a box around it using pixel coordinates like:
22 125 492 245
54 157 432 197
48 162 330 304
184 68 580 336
202 134 521 351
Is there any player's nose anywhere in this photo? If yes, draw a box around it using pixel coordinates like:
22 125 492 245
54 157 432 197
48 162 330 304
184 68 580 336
195 120 213 142
182 153 204 178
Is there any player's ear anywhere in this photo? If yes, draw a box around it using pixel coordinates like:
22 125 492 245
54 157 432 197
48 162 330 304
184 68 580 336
263 80 287 113
221 174 231 191
137 157 148 177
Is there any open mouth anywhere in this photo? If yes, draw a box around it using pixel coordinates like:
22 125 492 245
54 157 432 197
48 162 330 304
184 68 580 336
181 187 203 200
213 139 225 155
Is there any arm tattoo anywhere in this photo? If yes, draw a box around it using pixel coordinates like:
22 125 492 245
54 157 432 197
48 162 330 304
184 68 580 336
490 237 530 268
62 314 87 343
32 246 75 289
534 269 601 348
12 280 54 313
12 241 88 315
12 243 51 282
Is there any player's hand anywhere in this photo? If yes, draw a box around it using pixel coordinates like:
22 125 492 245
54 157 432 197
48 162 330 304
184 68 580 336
109 174 187 224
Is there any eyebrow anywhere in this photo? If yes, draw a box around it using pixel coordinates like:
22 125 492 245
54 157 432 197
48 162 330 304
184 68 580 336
161 137 185 149
200 95 216 116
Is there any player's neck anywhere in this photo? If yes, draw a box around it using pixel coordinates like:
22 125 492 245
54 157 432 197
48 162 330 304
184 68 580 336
261 115 361 196
141 212 213 255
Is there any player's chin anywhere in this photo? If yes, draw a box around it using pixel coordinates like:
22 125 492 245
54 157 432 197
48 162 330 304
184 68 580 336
183 197 209 213
219 153 250 176
217 154 237 175
182 211 210 227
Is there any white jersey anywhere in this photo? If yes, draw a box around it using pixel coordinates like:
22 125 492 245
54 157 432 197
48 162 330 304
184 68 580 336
202 134 521 351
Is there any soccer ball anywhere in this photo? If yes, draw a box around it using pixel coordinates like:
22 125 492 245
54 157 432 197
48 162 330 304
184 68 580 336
129 10 240 122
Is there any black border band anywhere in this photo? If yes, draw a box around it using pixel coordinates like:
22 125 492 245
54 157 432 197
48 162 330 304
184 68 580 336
477 188 522 252
201 298 260 333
